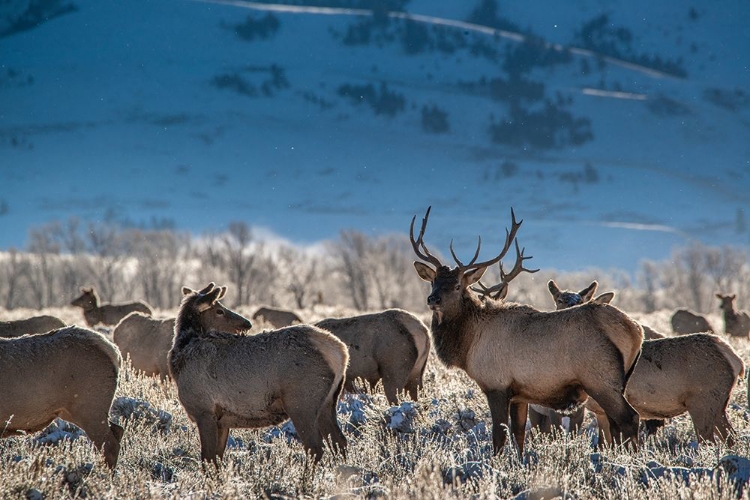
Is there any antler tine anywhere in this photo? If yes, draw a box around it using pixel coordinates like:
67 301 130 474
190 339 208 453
470 280 506 298
499 239 540 285
449 235 481 270
461 207 524 273
410 206 443 268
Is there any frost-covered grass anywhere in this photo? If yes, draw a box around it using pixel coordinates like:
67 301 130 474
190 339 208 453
1 305 750 498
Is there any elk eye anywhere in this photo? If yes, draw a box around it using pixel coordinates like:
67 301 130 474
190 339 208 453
454 285 460 291
216 309 225 315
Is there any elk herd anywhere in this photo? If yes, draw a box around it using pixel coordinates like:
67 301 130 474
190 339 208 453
0 207 748 472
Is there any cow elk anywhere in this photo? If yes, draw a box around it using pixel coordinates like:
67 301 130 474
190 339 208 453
71 287 154 327
169 283 348 464
316 309 430 404
410 207 643 455
671 308 713 335
547 284 744 445
716 293 750 338
252 306 302 328
0 326 124 468
0 315 66 337
113 312 175 380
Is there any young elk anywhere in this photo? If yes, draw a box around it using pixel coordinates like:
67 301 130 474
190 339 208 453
169 284 348 464
71 287 154 327
1 326 124 468
252 306 303 328
0 315 66 337
316 309 430 404
671 308 713 335
716 293 750 338
548 284 744 445
411 207 643 455
113 312 175 380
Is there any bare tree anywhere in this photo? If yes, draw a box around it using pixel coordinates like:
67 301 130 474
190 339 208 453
0 249 29 309
279 246 318 309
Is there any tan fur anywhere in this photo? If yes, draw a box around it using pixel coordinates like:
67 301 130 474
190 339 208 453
315 309 430 404
252 306 302 328
716 293 750 338
169 284 347 464
113 312 175 380
589 334 743 445
71 287 154 327
0 326 124 468
671 308 713 334
0 315 66 337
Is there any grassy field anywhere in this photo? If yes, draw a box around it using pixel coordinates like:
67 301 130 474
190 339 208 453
1 305 749 499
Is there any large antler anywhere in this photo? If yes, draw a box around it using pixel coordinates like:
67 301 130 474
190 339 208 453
472 239 539 300
410 206 443 268
450 207 525 274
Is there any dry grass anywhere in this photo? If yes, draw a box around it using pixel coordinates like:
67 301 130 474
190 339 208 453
1 304 749 499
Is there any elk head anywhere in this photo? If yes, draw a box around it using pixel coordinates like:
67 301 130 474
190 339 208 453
180 283 253 333
548 280 598 310
71 287 98 308
411 207 536 324
716 293 737 312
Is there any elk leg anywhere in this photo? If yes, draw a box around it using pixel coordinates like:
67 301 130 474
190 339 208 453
568 407 585 434
642 419 665 438
317 396 347 458
528 406 550 433
596 413 612 447
585 387 638 449
510 402 528 455
484 389 510 455
195 414 220 464
217 426 230 459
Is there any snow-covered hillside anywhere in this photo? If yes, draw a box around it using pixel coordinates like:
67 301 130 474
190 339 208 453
1 0 748 272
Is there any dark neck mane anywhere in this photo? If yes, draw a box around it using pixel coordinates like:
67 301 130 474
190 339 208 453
431 293 484 369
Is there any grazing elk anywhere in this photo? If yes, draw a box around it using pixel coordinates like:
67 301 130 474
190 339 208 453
0 326 124 468
252 306 302 328
71 287 154 327
410 207 643 455
169 283 348 464
113 312 175 380
315 309 430 404
0 315 66 337
671 308 713 335
545 285 744 445
716 293 750 338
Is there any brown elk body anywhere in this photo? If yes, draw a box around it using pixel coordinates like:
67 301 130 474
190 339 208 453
71 287 154 327
315 309 430 404
113 312 175 380
169 283 348 464
716 293 750 338
0 315 66 337
252 306 302 328
550 284 743 445
410 208 642 455
0 326 124 468
671 308 713 335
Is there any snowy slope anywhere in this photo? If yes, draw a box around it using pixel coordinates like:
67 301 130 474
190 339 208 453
0 0 748 273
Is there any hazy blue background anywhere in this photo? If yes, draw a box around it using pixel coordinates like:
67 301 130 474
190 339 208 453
1 0 748 272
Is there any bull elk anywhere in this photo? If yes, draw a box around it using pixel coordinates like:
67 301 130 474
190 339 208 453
410 207 643 455
543 283 744 445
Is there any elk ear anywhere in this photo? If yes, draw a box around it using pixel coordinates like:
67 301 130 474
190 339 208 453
203 287 222 305
548 280 561 297
579 281 598 302
217 286 228 300
198 283 216 295
716 293 723 299
182 286 195 296
730 294 736 300
413 262 436 282
462 266 487 287
593 291 614 304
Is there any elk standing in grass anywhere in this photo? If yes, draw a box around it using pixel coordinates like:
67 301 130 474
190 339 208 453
546 285 744 445
252 306 302 328
0 315 66 337
113 312 175 380
169 283 348 464
671 308 713 335
716 293 750 338
0 326 124 468
410 207 643 455
71 287 154 327
316 309 430 404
